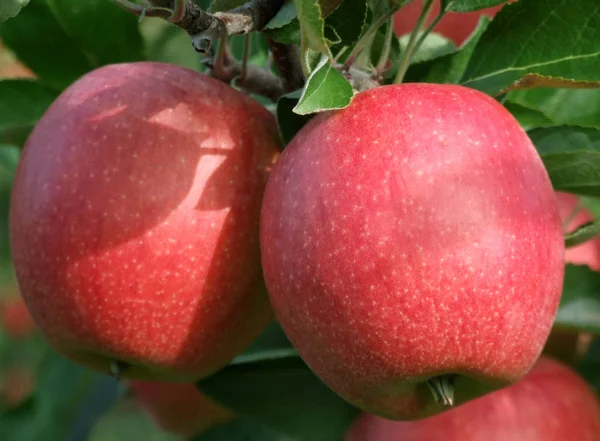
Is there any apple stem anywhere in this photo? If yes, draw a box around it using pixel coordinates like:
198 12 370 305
426 375 456 407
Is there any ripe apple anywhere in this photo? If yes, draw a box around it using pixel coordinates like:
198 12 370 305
260 83 564 420
10 62 281 381
344 357 600 441
0 296 36 339
393 1 506 47
128 381 233 437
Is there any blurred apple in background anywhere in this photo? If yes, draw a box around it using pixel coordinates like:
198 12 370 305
542 192 599 364
128 381 233 437
344 357 600 441
393 1 506 46
0 295 36 340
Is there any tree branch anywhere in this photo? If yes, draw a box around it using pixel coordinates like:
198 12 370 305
266 38 304 93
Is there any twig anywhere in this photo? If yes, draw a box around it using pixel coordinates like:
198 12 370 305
394 0 435 84
266 38 305 92
109 0 284 54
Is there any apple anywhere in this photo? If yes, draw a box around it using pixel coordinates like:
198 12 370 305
344 357 600 441
0 366 35 409
10 62 281 381
260 83 564 420
393 1 506 47
0 296 36 339
128 381 233 437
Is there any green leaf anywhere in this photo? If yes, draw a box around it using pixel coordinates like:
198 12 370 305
193 419 291 441
403 16 491 84
461 0 600 95
293 56 353 115
0 80 59 146
265 2 298 29
529 126 600 197
398 31 456 65
196 355 359 441
295 0 331 57
277 90 315 145
556 264 600 334
88 398 179 441
265 20 302 45
0 145 20 175
233 321 296 364
504 102 554 131
0 342 122 441
442 0 507 12
508 88 600 130
325 0 368 47
0 0 144 89
565 221 600 249
0 0 29 22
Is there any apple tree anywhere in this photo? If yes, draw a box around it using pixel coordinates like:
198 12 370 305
0 0 600 440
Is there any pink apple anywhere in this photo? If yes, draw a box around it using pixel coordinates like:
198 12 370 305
260 83 564 420
344 357 600 441
10 62 281 381
128 381 233 437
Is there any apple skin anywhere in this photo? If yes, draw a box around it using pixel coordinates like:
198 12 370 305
344 357 600 441
10 62 281 381
393 1 505 47
260 83 564 420
128 381 233 437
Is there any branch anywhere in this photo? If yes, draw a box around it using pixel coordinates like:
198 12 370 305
110 0 285 54
266 38 305 92
206 42 285 101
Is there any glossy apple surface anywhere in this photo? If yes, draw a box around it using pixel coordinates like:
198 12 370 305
261 83 564 419
344 357 600 441
10 62 281 381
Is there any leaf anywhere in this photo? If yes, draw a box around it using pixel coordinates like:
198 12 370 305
555 264 600 334
264 20 302 45
293 56 353 115
193 419 292 441
398 31 456 64
233 321 296 364
508 88 600 130
196 355 359 441
0 80 59 146
0 0 29 22
294 0 331 57
265 2 298 29
442 0 507 12
403 16 491 84
0 145 21 175
325 0 368 47
88 398 178 441
461 0 600 95
0 341 122 441
500 74 600 94
565 221 600 249
277 90 315 145
503 102 553 131
0 0 144 89
529 126 600 197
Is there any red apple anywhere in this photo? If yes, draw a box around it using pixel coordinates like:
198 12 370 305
0 296 36 339
260 83 564 420
128 381 233 437
344 357 600 441
393 1 506 47
10 62 281 381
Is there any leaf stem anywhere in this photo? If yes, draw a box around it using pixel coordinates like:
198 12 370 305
393 0 435 84
375 17 394 74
